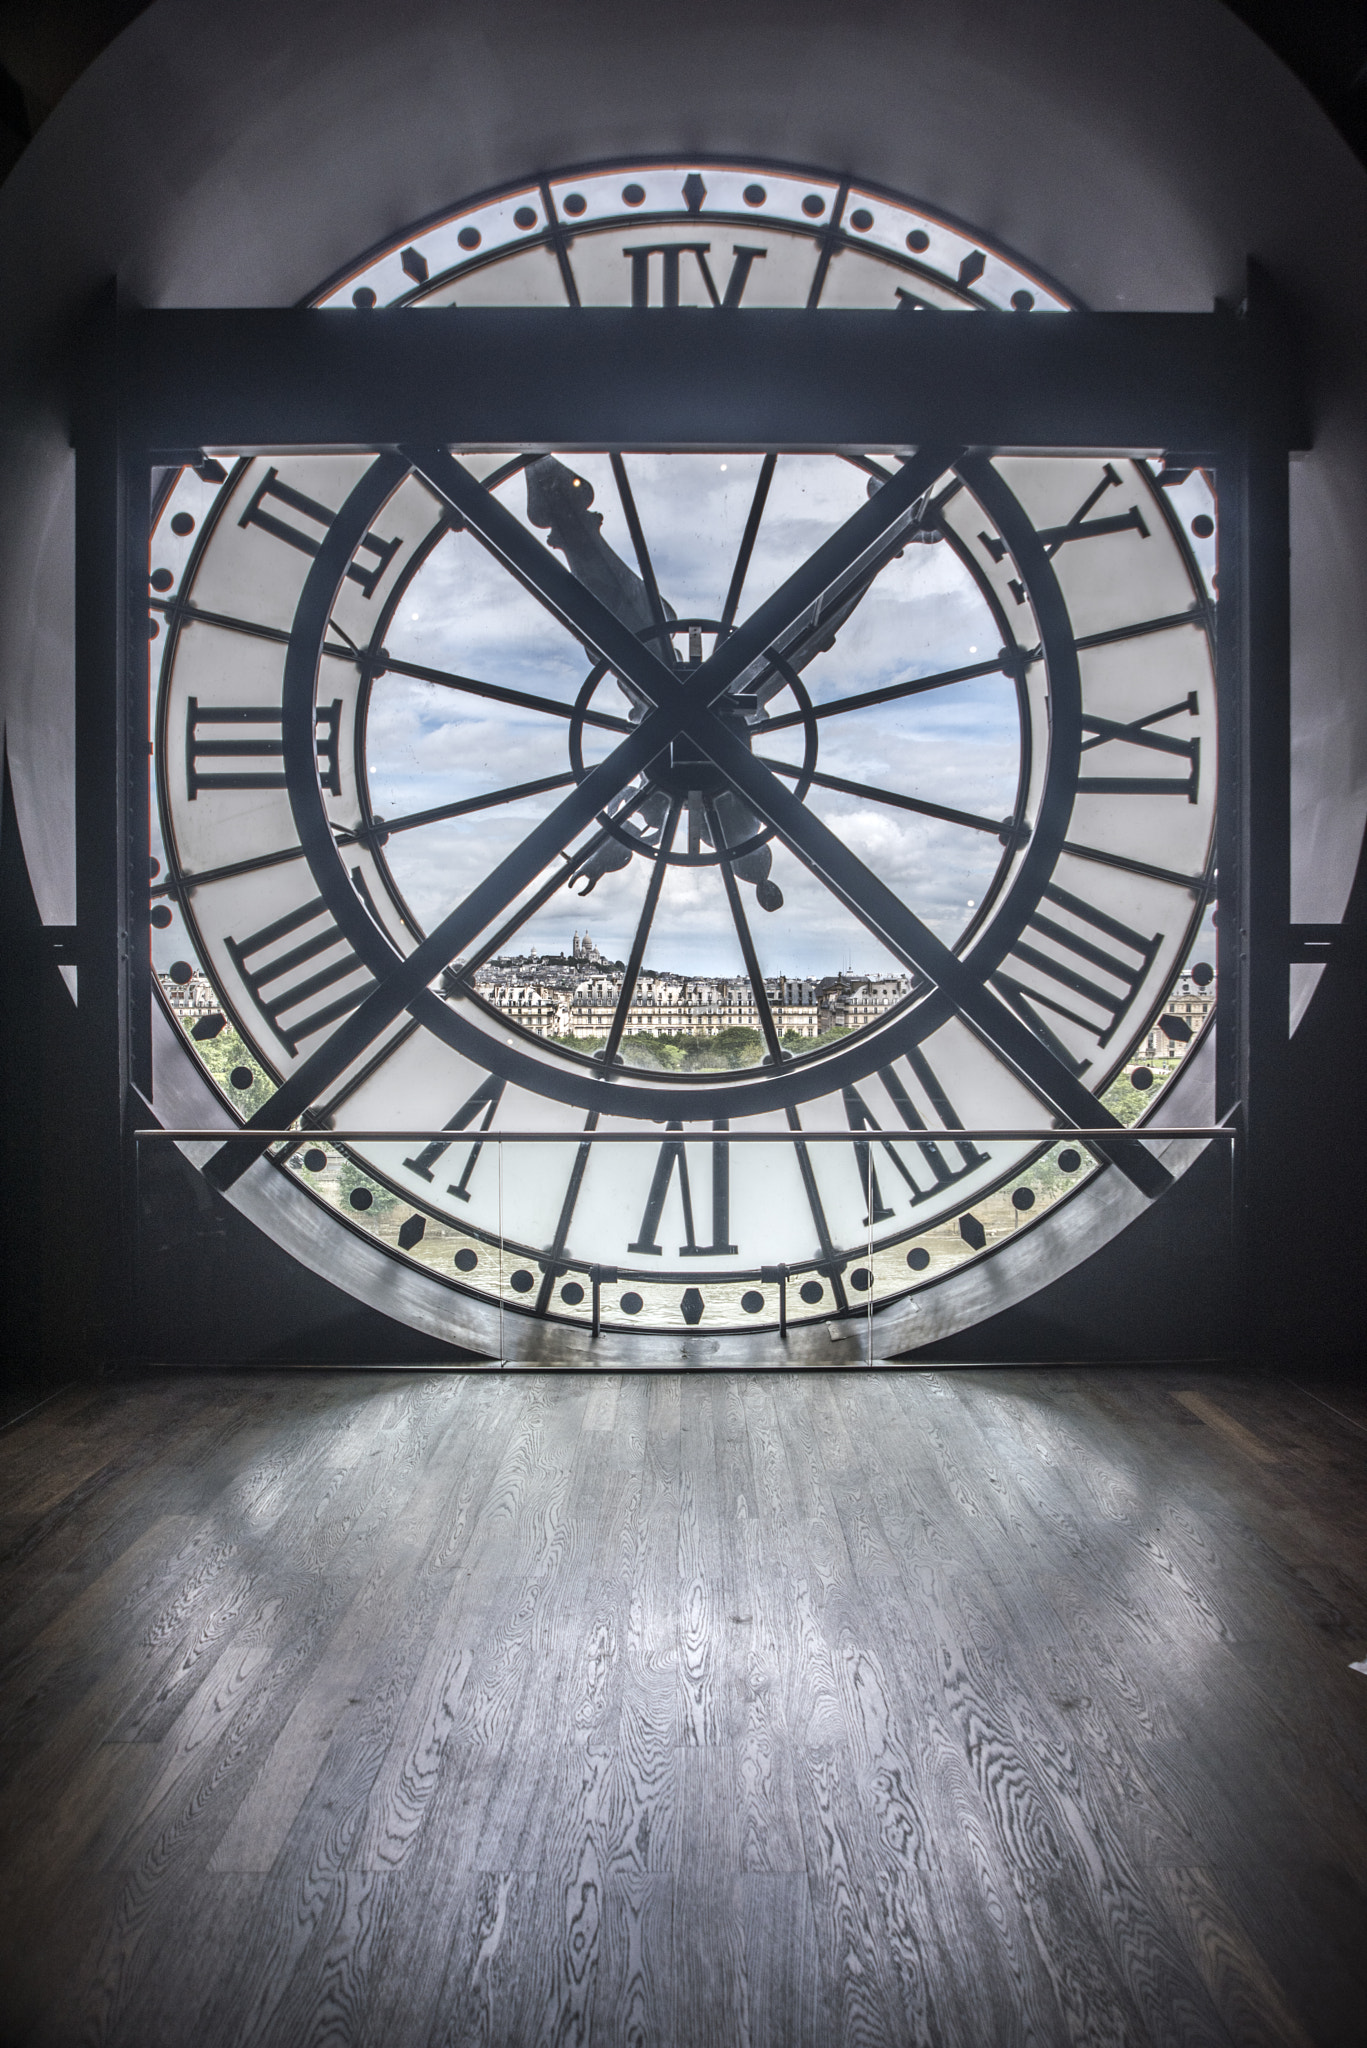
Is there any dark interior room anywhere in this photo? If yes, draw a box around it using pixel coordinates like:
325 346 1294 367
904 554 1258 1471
2 1 1366 2041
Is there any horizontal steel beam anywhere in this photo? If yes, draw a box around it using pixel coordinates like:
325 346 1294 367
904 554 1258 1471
135 1127 1236 1143
114 307 1308 455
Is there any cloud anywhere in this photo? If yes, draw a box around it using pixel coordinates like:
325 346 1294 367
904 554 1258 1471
363 452 1030 978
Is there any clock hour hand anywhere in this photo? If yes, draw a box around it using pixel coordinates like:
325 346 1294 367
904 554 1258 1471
525 455 782 905
743 477 941 711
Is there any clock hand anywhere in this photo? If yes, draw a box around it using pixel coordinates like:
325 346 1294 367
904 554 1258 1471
525 456 672 712
523 454 678 896
522 454 778 910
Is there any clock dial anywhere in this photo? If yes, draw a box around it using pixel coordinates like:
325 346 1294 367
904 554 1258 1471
149 162 1217 1340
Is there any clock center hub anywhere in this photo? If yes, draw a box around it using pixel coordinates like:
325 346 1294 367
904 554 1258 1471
648 692 761 800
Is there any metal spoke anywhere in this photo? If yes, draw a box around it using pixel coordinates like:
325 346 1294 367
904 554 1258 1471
685 714 1170 1192
705 798 785 1066
315 1016 421 1119
376 653 633 733
755 653 1013 734
720 453 777 632
151 596 292 647
600 797 682 1067
1062 838 1208 893
480 452 540 493
336 773 577 845
454 823 619 982
533 1108 600 1316
154 842 306 897
1074 605 1212 652
609 452 675 660
206 714 673 1188
758 757 1005 835
698 447 958 708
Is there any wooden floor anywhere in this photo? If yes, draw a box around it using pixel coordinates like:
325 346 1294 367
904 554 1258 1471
1 1367 1365 2048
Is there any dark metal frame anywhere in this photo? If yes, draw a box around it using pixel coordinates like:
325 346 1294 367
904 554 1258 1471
78 276 1307 1365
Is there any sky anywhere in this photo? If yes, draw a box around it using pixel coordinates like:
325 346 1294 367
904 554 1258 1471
368 450 1020 981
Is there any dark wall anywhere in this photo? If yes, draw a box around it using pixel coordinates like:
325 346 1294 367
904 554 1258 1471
0 754 100 1417
903 1142 1235 1367
137 1143 477 1367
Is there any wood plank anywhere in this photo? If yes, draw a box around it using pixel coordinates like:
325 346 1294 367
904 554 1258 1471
0 1363 1364 2047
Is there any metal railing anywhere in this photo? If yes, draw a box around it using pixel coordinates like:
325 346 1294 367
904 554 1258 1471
133 1119 1236 1359
135 1126 1236 1143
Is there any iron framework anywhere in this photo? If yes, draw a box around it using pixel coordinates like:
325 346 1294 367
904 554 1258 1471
75 271 1309 1363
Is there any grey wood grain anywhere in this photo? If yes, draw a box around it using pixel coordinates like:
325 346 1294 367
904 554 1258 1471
1 1364 1364 2047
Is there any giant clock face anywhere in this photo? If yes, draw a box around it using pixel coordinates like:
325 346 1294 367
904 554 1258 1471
148 161 1217 1341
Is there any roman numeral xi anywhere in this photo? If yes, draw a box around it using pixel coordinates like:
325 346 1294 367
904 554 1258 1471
238 467 402 598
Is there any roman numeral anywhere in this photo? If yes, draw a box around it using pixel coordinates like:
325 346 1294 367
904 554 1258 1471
185 699 342 800
1077 692 1201 802
841 1049 990 1224
623 242 766 308
1040 462 1150 556
238 467 402 598
840 1086 896 1225
980 463 1149 601
402 1075 506 1199
628 1122 737 1257
224 896 371 1056
992 883 1162 1072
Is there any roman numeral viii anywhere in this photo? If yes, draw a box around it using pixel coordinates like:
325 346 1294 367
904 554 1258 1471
224 897 371 1056
992 883 1162 1072
185 700 342 800
238 467 402 598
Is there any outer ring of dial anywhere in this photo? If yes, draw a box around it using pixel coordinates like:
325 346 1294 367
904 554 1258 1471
277 450 1090 1125
313 155 1075 320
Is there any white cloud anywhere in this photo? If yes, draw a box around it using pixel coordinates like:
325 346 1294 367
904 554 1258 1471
363 453 1029 979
